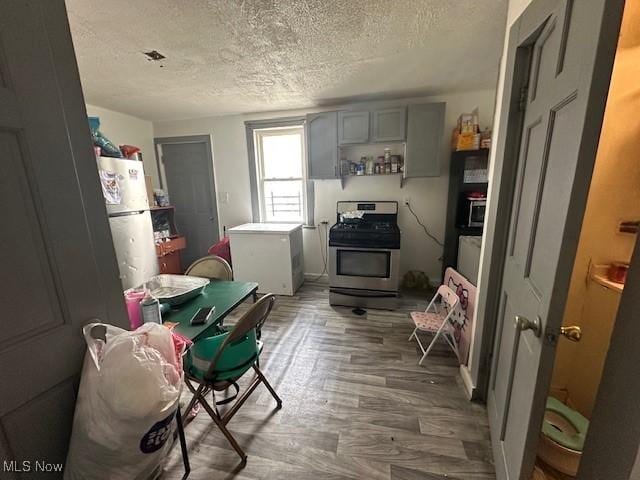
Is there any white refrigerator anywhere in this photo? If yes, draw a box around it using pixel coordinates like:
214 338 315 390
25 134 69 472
97 156 158 290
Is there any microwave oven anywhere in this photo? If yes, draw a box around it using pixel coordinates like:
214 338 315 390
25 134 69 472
466 198 486 227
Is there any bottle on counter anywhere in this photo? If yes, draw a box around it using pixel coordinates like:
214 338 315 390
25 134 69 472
383 148 392 173
340 159 351 176
366 156 375 175
391 155 400 174
141 289 162 324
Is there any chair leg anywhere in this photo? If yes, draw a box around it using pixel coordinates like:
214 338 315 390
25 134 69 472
419 329 445 365
252 364 282 408
199 393 248 464
182 380 203 419
408 327 418 341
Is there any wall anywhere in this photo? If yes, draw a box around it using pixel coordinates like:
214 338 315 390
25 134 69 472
153 90 496 282
86 104 158 187
550 0 640 418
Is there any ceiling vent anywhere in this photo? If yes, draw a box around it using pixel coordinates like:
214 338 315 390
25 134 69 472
143 50 165 61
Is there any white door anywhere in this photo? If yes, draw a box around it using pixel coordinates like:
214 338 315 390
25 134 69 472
487 0 622 478
0 0 126 471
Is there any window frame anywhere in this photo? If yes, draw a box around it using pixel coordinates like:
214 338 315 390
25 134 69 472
246 117 313 225
253 126 307 224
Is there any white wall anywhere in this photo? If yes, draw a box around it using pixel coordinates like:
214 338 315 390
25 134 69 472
153 90 496 283
86 104 158 187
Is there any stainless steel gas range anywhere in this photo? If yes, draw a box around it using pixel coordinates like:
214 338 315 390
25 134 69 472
329 201 400 310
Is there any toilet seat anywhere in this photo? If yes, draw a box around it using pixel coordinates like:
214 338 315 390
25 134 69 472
542 397 589 452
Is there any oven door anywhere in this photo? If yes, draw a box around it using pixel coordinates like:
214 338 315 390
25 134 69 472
329 246 400 292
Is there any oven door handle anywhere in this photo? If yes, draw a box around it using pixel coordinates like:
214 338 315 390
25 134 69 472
329 288 397 298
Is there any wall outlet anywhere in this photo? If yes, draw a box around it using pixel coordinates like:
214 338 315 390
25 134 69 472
403 196 411 206
219 192 229 204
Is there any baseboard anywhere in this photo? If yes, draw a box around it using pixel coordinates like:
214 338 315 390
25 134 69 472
459 364 478 400
304 273 329 284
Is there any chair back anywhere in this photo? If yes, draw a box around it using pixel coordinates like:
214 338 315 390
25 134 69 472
185 255 233 280
205 294 276 379
436 284 460 314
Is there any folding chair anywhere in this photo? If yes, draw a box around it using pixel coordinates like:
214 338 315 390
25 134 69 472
185 255 233 280
408 285 460 365
182 294 282 464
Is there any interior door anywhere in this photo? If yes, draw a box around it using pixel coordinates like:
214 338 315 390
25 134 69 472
487 0 622 478
160 139 220 268
0 0 127 471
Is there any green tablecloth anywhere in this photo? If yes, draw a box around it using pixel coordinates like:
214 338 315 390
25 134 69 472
164 280 258 341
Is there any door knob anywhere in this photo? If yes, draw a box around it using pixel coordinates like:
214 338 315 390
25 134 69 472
515 315 542 337
560 325 582 342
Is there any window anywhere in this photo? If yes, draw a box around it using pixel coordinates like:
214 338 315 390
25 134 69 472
254 126 306 223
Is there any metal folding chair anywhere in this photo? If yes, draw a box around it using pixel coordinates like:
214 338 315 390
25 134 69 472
182 294 281 465
185 255 233 280
408 284 460 365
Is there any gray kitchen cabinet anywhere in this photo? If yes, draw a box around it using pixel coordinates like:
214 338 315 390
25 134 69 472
404 102 446 178
371 107 407 142
306 111 338 179
338 111 370 145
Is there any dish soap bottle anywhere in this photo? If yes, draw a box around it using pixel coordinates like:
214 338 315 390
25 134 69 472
141 289 161 325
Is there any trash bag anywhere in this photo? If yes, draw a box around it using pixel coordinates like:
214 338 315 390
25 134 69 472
64 323 183 480
88 116 122 158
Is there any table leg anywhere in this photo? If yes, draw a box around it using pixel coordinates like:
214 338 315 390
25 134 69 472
175 405 190 479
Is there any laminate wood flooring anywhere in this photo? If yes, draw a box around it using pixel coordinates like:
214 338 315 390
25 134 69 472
161 282 495 480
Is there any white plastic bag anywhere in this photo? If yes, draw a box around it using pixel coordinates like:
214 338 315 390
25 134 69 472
64 323 183 480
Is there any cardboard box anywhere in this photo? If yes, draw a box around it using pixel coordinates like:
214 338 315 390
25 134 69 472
457 108 479 135
144 175 155 207
456 133 481 151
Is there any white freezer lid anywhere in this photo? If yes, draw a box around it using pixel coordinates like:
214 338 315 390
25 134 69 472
228 223 302 234
459 235 482 248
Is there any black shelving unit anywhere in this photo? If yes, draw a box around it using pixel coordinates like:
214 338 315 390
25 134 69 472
442 149 490 279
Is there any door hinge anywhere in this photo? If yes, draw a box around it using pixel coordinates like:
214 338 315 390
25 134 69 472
518 85 529 112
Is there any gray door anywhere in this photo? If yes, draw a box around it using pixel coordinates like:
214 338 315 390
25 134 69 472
487 0 621 479
0 0 127 471
306 111 338 179
160 139 219 268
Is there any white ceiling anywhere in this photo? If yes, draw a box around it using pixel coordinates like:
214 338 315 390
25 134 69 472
66 0 507 122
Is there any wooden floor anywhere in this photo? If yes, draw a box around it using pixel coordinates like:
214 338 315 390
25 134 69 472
162 282 495 480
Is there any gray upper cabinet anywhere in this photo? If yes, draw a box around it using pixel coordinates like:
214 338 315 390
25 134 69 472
371 107 407 142
338 111 370 145
306 111 338 179
405 102 446 178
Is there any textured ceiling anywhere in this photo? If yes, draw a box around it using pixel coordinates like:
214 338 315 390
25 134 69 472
66 0 507 121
